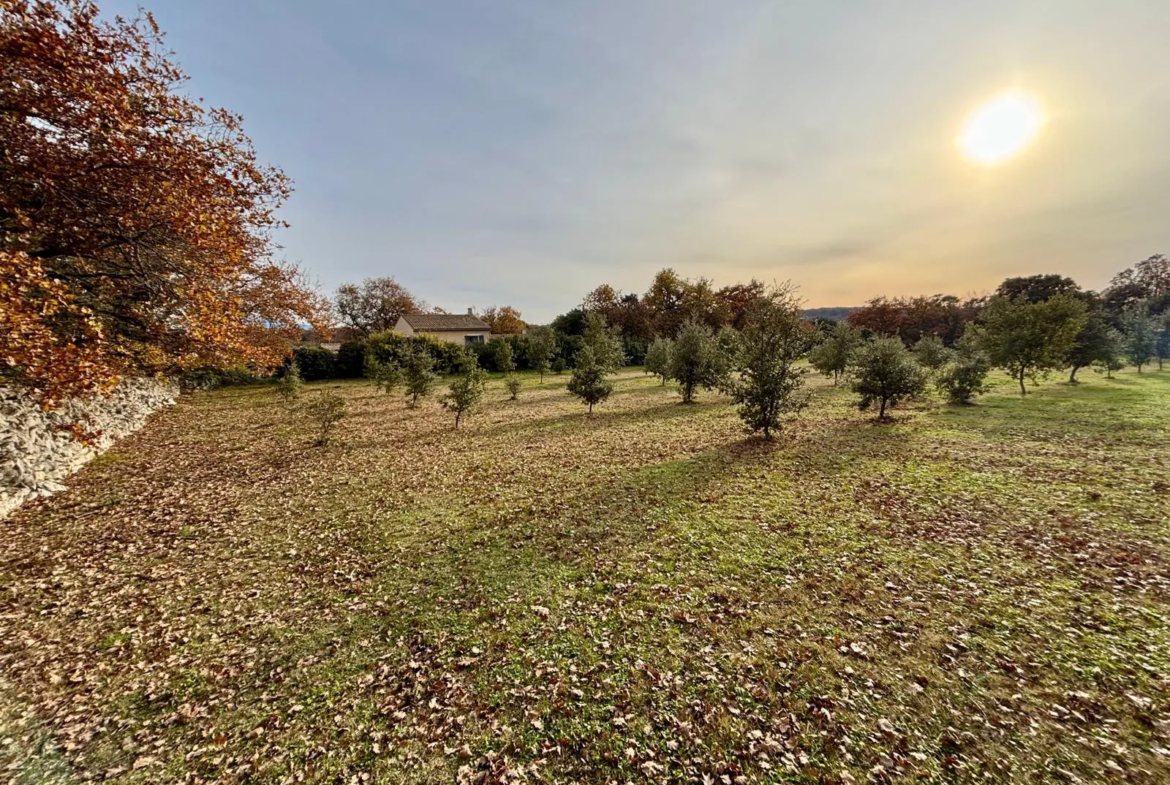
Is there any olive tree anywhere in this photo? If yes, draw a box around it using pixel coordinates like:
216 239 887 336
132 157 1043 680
725 285 809 439
667 317 728 403
974 294 1088 395
850 337 927 420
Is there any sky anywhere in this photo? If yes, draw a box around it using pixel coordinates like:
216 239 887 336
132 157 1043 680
103 0 1170 322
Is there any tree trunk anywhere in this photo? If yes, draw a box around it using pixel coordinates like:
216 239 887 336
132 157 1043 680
588 401 594 414
455 411 461 429
1018 368 1027 395
879 397 887 420
1069 366 1079 384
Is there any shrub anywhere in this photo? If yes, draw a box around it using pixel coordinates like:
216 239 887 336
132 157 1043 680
725 285 809 439
495 341 516 374
305 390 346 446
276 361 303 403
551 356 567 375
291 346 338 382
179 366 263 391
850 337 927 420
336 341 367 378
505 375 522 400
567 346 613 414
440 353 486 429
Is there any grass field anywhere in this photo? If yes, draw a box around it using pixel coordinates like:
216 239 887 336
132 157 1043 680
2 367 1169 784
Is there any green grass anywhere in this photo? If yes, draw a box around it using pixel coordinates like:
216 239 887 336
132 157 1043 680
2 368 1169 783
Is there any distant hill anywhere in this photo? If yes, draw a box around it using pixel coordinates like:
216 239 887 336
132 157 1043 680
802 307 859 322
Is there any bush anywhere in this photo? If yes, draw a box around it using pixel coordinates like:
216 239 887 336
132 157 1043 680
551 356 567 375
505 375 522 400
365 356 403 394
305 390 346 446
291 346 338 382
336 341 367 378
912 335 951 373
178 366 263 391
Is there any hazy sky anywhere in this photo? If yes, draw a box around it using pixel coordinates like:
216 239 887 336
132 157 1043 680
104 0 1170 321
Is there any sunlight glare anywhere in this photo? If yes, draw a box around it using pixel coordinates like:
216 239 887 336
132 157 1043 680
957 90 1046 166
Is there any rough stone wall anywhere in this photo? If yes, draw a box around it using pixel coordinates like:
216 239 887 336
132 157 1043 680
0 379 177 519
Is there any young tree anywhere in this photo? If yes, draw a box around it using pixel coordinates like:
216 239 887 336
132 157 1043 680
305 391 346 446
1067 312 1121 383
495 341 516 374
912 335 952 374
975 294 1088 395
581 312 625 372
809 322 863 384
644 338 673 386
365 356 403 394
567 346 614 414
850 338 927 420
1 1 328 403
935 337 991 404
1121 304 1159 372
525 327 556 383
505 375 522 400
441 354 486 429
276 361 303 403
335 277 427 336
403 348 437 407
725 285 810 439
667 318 728 403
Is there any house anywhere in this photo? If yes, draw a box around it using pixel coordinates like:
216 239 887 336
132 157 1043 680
393 309 493 346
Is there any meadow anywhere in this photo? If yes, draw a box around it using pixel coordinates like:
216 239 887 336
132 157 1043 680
2 368 1169 784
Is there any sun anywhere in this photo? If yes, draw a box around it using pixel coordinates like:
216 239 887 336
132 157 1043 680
956 90 1046 166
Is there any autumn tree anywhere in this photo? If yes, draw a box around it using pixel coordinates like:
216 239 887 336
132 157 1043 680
525 326 556 383
973 294 1088 394
644 338 673 386
809 322 862 384
667 318 728 403
1 1 327 402
441 353 486 429
850 338 927 420
725 285 809 439
567 346 613 414
1121 304 1159 372
643 268 689 337
479 305 526 335
335 277 426 336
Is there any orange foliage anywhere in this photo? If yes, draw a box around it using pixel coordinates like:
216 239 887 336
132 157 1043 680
479 305 526 334
1 1 326 402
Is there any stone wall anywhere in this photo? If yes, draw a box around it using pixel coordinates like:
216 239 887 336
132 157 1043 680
0 379 177 519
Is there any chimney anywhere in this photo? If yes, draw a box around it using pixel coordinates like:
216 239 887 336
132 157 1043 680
467 307 474 315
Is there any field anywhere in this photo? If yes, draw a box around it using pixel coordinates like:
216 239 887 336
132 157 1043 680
2 367 1169 784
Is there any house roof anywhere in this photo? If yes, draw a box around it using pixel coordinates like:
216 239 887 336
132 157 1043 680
400 313 491 332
